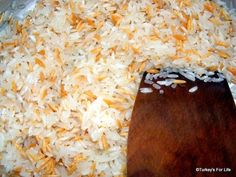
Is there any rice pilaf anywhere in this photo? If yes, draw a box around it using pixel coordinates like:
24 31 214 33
0 0 236 176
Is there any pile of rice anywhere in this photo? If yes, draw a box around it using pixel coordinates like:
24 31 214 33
0 0 236 176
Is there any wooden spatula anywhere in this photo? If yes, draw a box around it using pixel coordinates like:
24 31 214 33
127 71 236 177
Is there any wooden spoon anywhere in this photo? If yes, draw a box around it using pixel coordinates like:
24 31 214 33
127 71 236 177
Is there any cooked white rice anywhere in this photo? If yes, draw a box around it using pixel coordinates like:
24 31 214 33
153 83 161 90
140 87 153 93
0 0 236 176
189 86 198 93
159 89 165 94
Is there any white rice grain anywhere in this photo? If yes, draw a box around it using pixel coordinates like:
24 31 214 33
171 84 177 89
167 74 179 79
140 87 153 93
189 86 198 93
144 80 154 85
152 83 161 90
179 71 196 82
156 80 173 86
